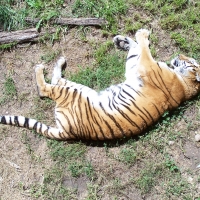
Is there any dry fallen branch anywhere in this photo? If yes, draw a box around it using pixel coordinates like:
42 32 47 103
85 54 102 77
0 28 56 44
0 28 38 44
25 17 107 26
0 18 107 45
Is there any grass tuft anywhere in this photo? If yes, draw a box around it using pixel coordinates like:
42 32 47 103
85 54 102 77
72 0 128 33
70 42 125 90
0 76 17 105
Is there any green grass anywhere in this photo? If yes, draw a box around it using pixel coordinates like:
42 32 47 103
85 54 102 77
0 76 17 105
0 1 27 31
29 140 95 198
72 0 128 33
1 0 128 33
30 166 78 199
29 97 55 121
0 42 17 50
41 50 61 64
48 140 95 178
69 41 126 91
128 0 200 58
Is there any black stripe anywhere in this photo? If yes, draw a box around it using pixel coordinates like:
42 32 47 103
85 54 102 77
84 102 93 140
152 103 162 116
77 92 88 139
108 97 113 110
125 84 141 96
100 103 124 138
126 54 137 61
111 98 118 110
143 107 155 123
157 62 162 72
44 127 49 137
33 122 38 130
68 108 80 135
86 97 95 123
115 106 142 132
138 114 148 129
92 114 106 140
58 87 70 106
9 117 12 125
102 118 116 139
54 86 64 100
130 100 150 120
14 116 20 126
148 74 173 107
1 116 6 124
120 103 136 116
56 111 78 139
24 118 29 128
51 85 56 98
157 71 179 105
74 108 84 139
71 89 78 107
57 111 78 138
92 107 106 140
86 97 100 140
120 103 147 133
39 123 42 133
118 90 127 99
59 131 66 139
118 95 131 106
122 88 136 100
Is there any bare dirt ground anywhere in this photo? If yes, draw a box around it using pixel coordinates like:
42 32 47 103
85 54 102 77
0 27 101 199
0 20 200 199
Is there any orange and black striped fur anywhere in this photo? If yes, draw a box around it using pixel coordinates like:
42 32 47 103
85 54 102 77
1 29 200 140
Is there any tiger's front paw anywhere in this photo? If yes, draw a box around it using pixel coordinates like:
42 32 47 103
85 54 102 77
135 29 150 44
113 35 131 51
113 35 137 51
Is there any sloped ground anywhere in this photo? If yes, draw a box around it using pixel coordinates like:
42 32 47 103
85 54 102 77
0 2 200 200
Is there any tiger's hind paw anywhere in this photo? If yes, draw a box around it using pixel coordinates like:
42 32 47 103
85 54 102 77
135 29 150 45
56 57 66 68
35 64 44 73
113 35 131 51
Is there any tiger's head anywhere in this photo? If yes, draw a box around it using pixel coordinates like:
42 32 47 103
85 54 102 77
171 54 200 82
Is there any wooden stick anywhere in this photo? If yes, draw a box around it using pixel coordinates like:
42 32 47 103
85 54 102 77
0 18 107 45
25 17 107 26
0 28 39 44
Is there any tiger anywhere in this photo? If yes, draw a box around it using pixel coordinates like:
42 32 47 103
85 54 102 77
0 29 200 140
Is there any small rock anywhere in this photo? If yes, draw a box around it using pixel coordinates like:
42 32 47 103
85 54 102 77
187 176 194 184
195 134 200 142
168 141 175 146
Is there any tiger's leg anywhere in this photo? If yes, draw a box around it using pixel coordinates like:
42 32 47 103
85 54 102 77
51 57 67 85
113 35 140 78
35 63 66 99
51 57 83 88
35 64 50 97
135 29 155 66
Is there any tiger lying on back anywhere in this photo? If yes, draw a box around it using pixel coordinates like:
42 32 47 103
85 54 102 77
1 29 200 140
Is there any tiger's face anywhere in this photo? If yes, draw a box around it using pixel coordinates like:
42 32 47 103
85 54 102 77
171 54 200 81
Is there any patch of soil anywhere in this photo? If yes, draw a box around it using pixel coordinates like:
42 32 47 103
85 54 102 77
0 26 104 199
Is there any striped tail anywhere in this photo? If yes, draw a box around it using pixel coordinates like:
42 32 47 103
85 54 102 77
0 115 67 140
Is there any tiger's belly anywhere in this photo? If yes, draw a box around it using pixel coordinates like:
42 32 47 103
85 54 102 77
54 95 165 140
